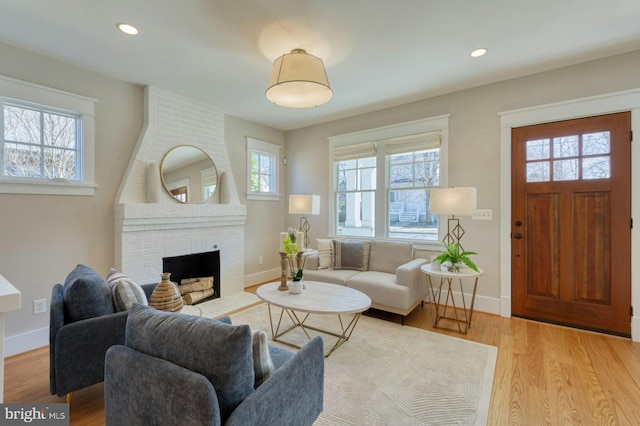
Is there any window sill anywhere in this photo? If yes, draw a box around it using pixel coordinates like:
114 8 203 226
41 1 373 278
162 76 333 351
246 192 281 201
0 179 98 196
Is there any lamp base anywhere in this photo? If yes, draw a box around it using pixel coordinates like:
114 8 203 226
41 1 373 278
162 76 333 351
443 216 466 252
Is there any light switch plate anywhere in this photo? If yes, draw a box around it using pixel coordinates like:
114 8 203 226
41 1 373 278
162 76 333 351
472 209 492 220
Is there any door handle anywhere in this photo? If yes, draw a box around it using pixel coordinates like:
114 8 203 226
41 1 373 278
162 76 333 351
514 233 523 239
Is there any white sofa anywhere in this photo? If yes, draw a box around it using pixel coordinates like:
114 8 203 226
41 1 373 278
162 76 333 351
303 240 428 324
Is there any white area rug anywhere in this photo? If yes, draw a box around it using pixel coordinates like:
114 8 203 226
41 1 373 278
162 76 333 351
230 304 497 426
196 292 261 318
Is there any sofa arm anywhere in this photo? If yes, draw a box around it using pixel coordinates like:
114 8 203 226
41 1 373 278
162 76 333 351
52 311 129 396
226 336 324 426
396 258 428 287
303 254 320 271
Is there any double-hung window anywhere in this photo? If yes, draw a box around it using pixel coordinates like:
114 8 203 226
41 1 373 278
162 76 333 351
247 137 280 200
329 115 449 246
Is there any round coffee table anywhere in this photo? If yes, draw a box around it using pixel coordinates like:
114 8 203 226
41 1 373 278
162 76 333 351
256 281 371 357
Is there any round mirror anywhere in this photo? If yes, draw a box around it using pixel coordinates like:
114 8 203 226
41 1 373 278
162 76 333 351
160 145 218 203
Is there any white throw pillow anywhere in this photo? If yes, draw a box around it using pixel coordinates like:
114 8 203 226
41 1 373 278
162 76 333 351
106 267 148 312
316 238 333 269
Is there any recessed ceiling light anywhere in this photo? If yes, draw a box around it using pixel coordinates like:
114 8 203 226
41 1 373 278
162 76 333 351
116 23 138 35
470 48 487 58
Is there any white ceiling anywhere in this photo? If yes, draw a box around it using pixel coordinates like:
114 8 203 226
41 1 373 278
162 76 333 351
1 0 640 131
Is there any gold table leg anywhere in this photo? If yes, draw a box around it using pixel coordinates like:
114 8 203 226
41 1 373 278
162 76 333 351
266 303 362 357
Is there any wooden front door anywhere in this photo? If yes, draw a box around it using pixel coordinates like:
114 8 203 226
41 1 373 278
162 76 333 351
511 112 631 336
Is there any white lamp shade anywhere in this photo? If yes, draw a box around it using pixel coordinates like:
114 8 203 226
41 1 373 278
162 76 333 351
266 49 332 108
430 187 477 216
288 194 320 215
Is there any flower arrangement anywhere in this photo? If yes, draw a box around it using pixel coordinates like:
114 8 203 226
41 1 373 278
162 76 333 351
282 227 305 281
433 242 479 272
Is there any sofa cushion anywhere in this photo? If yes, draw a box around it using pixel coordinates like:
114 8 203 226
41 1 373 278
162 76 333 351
106 268 148 312
332 240 365 271
303 268 359 286
316 238 333 269
347 271 413 310
251 330 274 388
63 264 115 322
125 304 254 423
369 241 414 274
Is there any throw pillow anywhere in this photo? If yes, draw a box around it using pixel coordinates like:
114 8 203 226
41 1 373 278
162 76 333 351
126 304 254 424
361 241 372 271
316 238 333 269
331 240 364 271
106 268 148 312
63 264 115 322
251 330 275 388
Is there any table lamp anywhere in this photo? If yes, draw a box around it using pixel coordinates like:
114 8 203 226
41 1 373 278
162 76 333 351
429 187 477 251
288 194 320 249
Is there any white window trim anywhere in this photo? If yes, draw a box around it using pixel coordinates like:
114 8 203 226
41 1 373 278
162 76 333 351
246 137 281 201
0 75 97 196
328 115 450 250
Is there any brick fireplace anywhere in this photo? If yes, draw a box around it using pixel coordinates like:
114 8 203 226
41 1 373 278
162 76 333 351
114 86 246 296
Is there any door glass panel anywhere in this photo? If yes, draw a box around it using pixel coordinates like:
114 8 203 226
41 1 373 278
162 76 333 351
526 161 549 182
583 156 610 179
582 131 610 155
553 136 579 158
553 159 579 181
526 139 550 160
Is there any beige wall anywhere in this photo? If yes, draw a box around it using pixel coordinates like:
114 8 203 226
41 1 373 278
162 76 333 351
224 115 286 285
285 49 640 308
0 41 144 353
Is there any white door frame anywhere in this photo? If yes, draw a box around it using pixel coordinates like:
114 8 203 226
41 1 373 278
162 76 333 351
499 88 640 341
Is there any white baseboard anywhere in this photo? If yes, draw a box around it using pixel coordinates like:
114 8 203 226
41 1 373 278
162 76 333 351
632 315 640 342
244 268 279 288
4 327 48 357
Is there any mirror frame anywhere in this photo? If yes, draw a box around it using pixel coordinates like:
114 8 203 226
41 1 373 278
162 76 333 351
160 145 218 204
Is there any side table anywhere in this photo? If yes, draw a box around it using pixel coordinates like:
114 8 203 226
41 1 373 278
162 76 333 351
421 263 484 334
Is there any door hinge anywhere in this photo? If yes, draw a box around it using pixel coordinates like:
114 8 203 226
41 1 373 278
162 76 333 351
631 306 634 316
632 218 634 229
631 130 634 142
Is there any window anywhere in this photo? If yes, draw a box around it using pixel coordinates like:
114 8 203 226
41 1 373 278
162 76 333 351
329 115 449 246
525 131 611 182
0 75 96 195
388 148 440 240
2 100 82 181
336 156 376 237
201 166 217 200
246 137 280 200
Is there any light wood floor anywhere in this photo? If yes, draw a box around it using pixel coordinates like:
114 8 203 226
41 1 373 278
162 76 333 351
6 285 640 425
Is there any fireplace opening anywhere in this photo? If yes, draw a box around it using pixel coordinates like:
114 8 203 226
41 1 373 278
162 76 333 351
162 250 221 304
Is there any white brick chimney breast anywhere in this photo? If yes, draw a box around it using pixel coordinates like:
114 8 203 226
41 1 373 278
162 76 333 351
114 86 246 295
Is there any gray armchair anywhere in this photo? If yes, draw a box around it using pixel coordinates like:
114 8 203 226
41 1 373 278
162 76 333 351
104 304 324 426
49 264 156 401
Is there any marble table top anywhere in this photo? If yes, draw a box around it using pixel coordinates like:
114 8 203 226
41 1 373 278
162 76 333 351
257 281 371 315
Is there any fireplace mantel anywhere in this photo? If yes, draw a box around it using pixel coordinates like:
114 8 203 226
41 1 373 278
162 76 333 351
116 203 246 232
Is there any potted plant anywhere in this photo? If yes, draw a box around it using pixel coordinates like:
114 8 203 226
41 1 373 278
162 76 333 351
433 242 479 273
282 228 305 281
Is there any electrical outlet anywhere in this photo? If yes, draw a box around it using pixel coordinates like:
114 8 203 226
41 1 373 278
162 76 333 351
33 298 47 315
472 209 492 220
258 256 263 265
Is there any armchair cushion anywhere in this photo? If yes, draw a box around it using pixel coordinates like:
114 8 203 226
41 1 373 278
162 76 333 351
63 264 114 322
125 304 254 423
